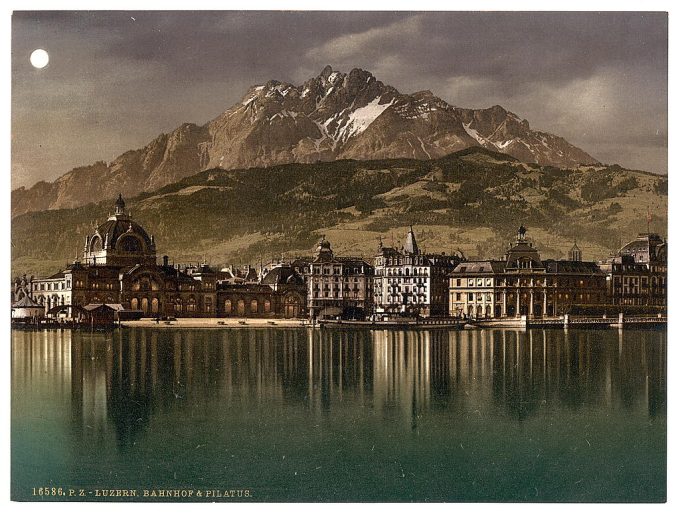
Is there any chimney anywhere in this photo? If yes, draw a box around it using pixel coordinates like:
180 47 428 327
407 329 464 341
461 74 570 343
163 255 169 267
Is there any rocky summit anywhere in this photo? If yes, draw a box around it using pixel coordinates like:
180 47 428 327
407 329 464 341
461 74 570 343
13 66 599 217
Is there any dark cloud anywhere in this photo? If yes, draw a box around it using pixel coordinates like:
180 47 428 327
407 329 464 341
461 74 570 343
11 11 668 188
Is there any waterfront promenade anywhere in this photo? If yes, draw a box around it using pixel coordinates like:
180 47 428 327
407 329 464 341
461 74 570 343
121 317 306 329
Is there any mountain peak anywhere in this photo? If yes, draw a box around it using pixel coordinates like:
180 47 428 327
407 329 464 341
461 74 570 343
319 65 334 79
11 65 600 217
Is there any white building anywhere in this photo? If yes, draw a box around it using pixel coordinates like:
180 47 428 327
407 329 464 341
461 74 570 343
373 227 462 317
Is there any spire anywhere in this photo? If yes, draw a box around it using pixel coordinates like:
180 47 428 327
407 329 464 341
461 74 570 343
114 193 126 215
404 225 419 255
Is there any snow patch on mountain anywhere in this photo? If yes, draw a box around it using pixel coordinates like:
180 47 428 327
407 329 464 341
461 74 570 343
342 97 395 139
496 139 515 149
463 122 486 146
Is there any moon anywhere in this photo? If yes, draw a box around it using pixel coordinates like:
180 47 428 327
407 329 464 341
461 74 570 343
30 49 49 69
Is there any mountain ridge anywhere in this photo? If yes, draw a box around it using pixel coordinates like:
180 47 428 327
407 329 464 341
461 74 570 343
12 66 599 217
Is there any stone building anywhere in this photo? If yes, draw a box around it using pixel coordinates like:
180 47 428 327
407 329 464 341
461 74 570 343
598 233 667 308
301 237 373 319
216 264 306 319
28 195 217 318
373 227 463 317
449 226 607 318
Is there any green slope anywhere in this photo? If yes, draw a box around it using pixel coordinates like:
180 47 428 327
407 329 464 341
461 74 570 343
11 148 667 278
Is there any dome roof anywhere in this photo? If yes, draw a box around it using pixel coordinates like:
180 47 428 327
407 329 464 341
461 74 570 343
316 236 331 252
261 266 303 286
314 235 334 262
619 233 663 254
84 195 156 266
94 216 154 251
618 233 666 264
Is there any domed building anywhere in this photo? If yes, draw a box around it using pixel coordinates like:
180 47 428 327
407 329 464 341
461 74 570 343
27 195 217 318
599 232 667 308
83 194 157 267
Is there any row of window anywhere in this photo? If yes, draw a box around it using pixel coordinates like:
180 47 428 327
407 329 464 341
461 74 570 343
312 292 363 299
453 293 493 303
224 299 271 313
384 286 428 295
452 277 606 288
382 256 430 266
37 295 71 307
612 276 666 287
452 278 494 287
381 295 428 304
312 282 363 290
378 268 431 277
311 267 367 275
451 292 601 305
34 280 71 291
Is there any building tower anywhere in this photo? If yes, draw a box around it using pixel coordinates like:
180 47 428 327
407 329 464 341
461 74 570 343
404 225 420 255
83 194 157 267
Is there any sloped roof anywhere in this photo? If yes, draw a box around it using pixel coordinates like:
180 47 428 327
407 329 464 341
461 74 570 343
404 227 419 255
261 266 304 286
12 293 43 308
544 260 604 274
83 303 116 312
94 215 153 250
453 261 506 274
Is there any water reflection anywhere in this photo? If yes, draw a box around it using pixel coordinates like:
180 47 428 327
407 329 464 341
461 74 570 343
11 327 666 451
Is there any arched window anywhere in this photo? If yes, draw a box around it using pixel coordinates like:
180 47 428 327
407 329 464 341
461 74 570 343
264 300 271 313
131 298 139 310
250 299 258 313
224 300 232 313
90 235 103 252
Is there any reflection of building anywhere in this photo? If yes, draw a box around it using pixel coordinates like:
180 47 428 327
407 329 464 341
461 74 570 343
449 226 607 318
27 195 217 317
373 227 462 317
302 237 373 319
11 327 666 462
599 233 667 308
372 330 432 429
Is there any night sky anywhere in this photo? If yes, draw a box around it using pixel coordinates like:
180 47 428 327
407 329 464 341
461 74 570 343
11 10 668 188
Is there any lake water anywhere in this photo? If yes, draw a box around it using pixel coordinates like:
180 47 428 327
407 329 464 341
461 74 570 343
11 327 666 502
